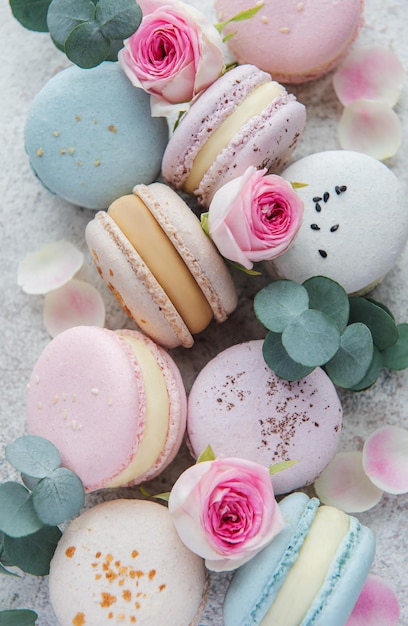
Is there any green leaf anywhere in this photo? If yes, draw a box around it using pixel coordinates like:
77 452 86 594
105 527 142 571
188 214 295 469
0 563 20 576
269 459 298 475
0 483 43 538
303 276 349 332
106 38 125 61
9 0 51 32
262 331 315 381
349 346 383 391
47 0 96 49
200 212 210 236
366 297 395 320
96 0 142 40
197 445 216 463
222 31 236 43
0 610 38 626
64 21 110 68
6 435 61 478
32 468 85 526
254 280 309 332
381 323 408 370
215 4 264 33
21 474 41 491
290 181 308 189
152 492 170 503
282 309 340 367
349 296 399 351
3 526 62 576
227 260 262 276
324 323 374 389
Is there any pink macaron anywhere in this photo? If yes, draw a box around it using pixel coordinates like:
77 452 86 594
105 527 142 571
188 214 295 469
26 326 187 492
161 64 306 207
187 340 342 495
215 0 364 84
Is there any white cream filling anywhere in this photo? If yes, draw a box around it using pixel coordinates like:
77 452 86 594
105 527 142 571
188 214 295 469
184 81 283 193
106 334 169 487
261 506 350 626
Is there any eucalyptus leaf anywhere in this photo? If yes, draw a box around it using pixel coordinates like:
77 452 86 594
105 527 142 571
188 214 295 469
0 563 20 576
106 38 125 61
366 297 395 320
0 483 43 538
96 0 142 40
9 0 51 32
32 468 85 526
196 445 216 463
349 346 383 391
349 296 399 350
324 323 374 389
64 21 110 68
21 474 41 491
0 610 38 626
254 280 309 332
382 323 408 370
3 526 62 576
303 276 349 332
282 309 340 367
262 331 315 381
47 0 96 48
6 435 61 478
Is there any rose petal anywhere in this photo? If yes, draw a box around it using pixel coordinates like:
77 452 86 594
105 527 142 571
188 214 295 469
333 46 404 107
362 425 408 494
17 241 84 295
346 575 400 626
314 451 383 513
338 100 401 160
43 278 105 337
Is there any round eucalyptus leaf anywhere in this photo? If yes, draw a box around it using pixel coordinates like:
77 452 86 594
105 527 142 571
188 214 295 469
6 435 61 478
106 38 125 61
303 276 349 332
0 563 20 576
64 21 110 68
382 323 408 370
9 0 51 32
254 280 309 332
0 483 43 538
0 610 38 626
349 346 383 391
262 331 315 381
96 0 142 40
325 323 374 389
21 474 42 491
349 296 399 350
47 0 96 48
366 297 395 320
3 526 62 576
32 468 85 526
282 309 341 367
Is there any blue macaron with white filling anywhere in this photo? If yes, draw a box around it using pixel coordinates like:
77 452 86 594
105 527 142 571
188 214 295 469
223 492 375 626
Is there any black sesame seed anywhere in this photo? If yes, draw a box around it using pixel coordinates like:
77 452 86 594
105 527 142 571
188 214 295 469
335 186 341 195
315 203 322 212
313 196 322 202
340 185 347 192
335 185 347 194
310 224 320 230
330 224 339 232
319 249 328 258
323 192 330 203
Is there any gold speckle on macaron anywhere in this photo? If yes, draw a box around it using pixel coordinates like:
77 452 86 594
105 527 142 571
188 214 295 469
36 148 44 157
93 160 101 167
52 130 60 137
75 114 81 121
108 124 117 133
68 147 75 155
280 26 290 33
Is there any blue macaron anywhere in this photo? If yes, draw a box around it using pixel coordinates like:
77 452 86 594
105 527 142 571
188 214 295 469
24 62 169 209
223 492 376 626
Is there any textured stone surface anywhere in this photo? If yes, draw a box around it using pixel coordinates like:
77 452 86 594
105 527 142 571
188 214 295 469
1 0 408 624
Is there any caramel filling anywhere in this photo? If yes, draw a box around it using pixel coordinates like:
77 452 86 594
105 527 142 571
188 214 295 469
108 194 212 333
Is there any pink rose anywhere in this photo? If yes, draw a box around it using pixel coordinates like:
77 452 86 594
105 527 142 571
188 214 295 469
168 457 285 571
118 0 224 116
207 166 304 270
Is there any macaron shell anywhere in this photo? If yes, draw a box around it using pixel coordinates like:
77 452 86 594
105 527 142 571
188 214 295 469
26 326 146 492
49 499 208 626
268 150 408 295
187 340 342 495
85 211 194 348
215 0 364 84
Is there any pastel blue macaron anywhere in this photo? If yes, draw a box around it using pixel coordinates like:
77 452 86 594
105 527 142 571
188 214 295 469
24 62 169 209
223 492 376 626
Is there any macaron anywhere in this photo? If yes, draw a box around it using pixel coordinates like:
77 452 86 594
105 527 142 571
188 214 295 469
24 62 169 210
266 150 408 295
85 182 238 349
26 326 187 492
223 492 376 626
215 0 364 84
187 340 342 495
161 64 307 207
49 499 208 626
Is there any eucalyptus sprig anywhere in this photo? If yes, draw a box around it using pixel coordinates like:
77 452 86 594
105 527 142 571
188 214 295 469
9 0 142 68
254 276 408 390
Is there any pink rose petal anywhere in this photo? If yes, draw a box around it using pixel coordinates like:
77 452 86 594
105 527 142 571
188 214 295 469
362 425 408 494
314 451 383 513
333 46 404 107
338 100 401 160
17 241 84 295
43 278 105 337
346 575 400 626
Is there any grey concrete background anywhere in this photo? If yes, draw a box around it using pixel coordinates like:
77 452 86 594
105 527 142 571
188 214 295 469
1 0 408 624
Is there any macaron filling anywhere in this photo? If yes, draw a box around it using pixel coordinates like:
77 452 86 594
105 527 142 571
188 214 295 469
183 81 284 194
108 194 213 334
261 506 350 625
106 332 169 487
